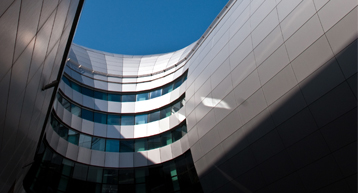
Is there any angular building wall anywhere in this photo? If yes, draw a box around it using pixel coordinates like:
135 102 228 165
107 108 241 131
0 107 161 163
184 0 357 192
0 0 84 192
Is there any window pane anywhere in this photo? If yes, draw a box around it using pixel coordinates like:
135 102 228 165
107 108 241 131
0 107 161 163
120 140 134 152
87 166 103 183
79 134 92 149
118 169 134 184
121 115 134 125
172 101 181 112
173 78 183 89
160 106 171 119
102 184 118 193
58 124 68 139
72 163 88 181
103 169 118 184
81 108 93 121
135 138 147 152
122 94 136 102
94 112 107 124
57 93 63 103
161 132 172 146
149 89 162 99
106 139 119 152
68 130 79 145
62 159 74 176
162 84 173 95
62 76 71 86
136 93 148 101
135 114 147 125
81 87 94 97
108 93 121 102
94 91 107 100
91 137 105 151
107 114 120 125
183 73 187 81
135 168 148 183
149 111 160 122
71 104 81 116
71 82 81 93
62 98 71 111
172 127 182 142
147 136 161 150
182 124 187 135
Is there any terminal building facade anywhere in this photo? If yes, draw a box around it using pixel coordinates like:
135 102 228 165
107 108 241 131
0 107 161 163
0 0 357 192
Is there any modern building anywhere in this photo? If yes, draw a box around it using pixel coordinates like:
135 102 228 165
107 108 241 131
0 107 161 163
0 0 357 192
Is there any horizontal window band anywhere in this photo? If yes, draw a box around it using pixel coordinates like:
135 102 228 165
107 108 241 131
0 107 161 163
56 91 185 125
62 70 187 102
50 112 187 152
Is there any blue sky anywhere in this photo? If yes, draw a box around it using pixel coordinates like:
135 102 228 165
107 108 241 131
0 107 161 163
73 0 229 55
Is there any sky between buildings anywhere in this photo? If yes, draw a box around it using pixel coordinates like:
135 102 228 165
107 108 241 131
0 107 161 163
73 0 229 55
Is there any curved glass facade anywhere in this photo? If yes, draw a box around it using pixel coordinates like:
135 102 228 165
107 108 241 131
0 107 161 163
23 142 203 193
56 92 185 125
62 70 187 102
50 113 187 152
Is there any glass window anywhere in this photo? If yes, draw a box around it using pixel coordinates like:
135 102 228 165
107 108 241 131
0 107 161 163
118 169 134 184
103 169 118 184
149 89 162 99
68 130 79 145
135 114 147 125
182 124 187 135
62 159 74 177
108 93 121 102
62 76 71 86
58 176 68 191
81 108 93 121
134 138 147 152
183 73 187 81
173 78 183 90
72 163 88 181
57 93 63 103
102 184 118 193
57 124 68 139
172 127 182 142
62 98 71 111
162 84 173 95
106 139 119 152
149 111 160 122
121 115 135 125
147 136 161 150
160 106 171 119
79 134 92 149
94 91 107 100
81 87 94 97
161 132 172 146
136 93 148 101
94 112 107 124
71 82 81 93
107 114 120 125
120 140 134 152
71 104 81 116
91 137 105 151
122 94 136 102
87 166 103 183
172 101 182 112
135 168 148 183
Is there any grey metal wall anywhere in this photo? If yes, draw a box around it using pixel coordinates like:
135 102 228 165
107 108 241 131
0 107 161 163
184 0 357 192
0 0 83 192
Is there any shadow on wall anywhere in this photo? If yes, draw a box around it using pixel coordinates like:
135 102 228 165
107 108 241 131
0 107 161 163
196 39 357 193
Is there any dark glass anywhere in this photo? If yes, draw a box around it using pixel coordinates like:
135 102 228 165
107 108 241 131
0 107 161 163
102 184 118 193
135 114 147 125
120 140 134 152
134 138 147 152
72 163 88 181
162 84 173 95
106 139 119 152
149 111 160 122
161 132 172 146
107 114 120 125
82 87 94 97
79 134 92 149
122 94 136 102
62 98 71 111
160 106 171 119
71 104 81 116
183 73 187 81
103 169 118 184
68 130 79 145
57 93 63 103
136 93 148 101
172 101 182 112
91 137 105 151
173 78 183 90
87 166 103 183
118 169 134 184
94 91 107 100
62 76 71 86
71 82 81 93
94 112 107 124
121 115 135 125
149 89 162 99
62 159 74 177
108 93 121 102
181 124 187 135
135 168 148 183
147 136 161 150
172 127 182 142
82 108 94 121
57 124 68 139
